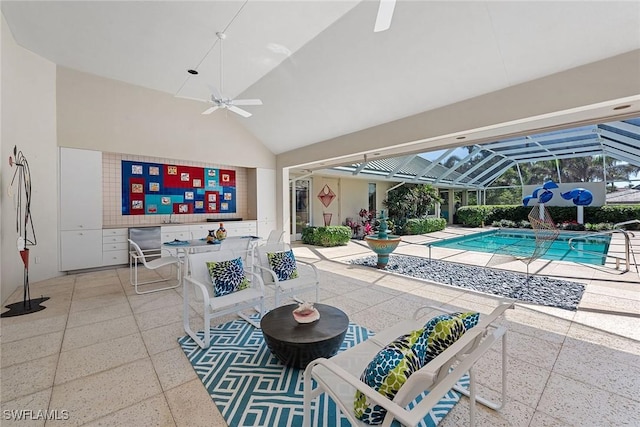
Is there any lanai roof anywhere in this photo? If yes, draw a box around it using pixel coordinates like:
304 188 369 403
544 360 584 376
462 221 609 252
331 118 640 189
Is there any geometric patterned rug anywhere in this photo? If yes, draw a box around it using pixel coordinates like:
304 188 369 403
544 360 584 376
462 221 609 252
178 317 466 426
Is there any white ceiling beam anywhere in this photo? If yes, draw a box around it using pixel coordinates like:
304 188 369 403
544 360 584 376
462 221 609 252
452 153 500 184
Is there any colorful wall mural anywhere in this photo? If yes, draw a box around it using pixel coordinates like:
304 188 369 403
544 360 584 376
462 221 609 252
121 160 236 215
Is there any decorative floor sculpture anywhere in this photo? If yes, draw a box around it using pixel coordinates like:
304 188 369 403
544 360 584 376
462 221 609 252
1 146 48 317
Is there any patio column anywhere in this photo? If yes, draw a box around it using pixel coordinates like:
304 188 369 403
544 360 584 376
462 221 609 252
448 189 454 225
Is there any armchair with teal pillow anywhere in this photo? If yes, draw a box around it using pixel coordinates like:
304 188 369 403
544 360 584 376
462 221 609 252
255 242 319 307
183 250 265 349
303 302 514 427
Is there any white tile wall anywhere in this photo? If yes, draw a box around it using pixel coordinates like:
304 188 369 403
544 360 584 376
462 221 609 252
102 152 248 227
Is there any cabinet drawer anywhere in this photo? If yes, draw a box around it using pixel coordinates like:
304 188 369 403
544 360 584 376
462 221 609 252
103 242 129 252
103 235 128 244
102 228 128 237
102 250 129 266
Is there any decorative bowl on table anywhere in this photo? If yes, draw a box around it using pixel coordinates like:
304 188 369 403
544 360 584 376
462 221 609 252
292 302 320 324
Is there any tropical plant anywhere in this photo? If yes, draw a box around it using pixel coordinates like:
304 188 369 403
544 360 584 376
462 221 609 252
383 184 442 224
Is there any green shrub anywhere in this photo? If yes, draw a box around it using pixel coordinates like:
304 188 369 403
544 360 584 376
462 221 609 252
403 217 446 235
458 204 640 229
301 226 351 247
456 206 492 227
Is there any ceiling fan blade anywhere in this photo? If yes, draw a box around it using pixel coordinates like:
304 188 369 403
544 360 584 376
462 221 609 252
374 0 396 32
229 99 263 106
227 105 252 118
202 105 220 115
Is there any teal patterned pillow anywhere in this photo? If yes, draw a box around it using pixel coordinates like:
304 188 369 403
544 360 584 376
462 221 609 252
354 328 427 425
206 257 249 297
422 311 480 364
266 250 299 281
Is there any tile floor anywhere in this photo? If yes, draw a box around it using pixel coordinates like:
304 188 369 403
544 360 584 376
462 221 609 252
1 228 639 426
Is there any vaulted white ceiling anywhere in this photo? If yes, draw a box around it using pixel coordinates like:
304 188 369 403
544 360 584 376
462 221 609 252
2 1 640 156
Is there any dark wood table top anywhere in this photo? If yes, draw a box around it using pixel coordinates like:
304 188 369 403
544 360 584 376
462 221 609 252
260 303 349 344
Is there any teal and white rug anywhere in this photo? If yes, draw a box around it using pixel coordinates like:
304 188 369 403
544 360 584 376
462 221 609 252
178 318 466 426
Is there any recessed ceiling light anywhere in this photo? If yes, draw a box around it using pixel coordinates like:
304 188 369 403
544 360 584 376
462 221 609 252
373 152 381 156
187 69 198 75
613 104 631 110
456 136 466 140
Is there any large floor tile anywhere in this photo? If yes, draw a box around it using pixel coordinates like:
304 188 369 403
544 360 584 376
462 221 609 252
54 333 147 385
141 320 185 355
0 355 58 403
65 300 132 329
150 347 198 391
164 379 226 427
553 338 640 401
1 314 68 343
60 315 139 352
536 372 640 426
0 388 52 427
82 393 175 427
127 290 182 314
47 359 161 426
1 331 64 368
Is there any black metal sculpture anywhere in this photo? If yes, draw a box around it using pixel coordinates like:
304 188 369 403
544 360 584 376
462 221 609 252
1 146 49 317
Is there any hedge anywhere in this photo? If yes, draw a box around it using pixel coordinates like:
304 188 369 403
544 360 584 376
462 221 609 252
457 204 640 228
301 226 352 247
403 217 447 235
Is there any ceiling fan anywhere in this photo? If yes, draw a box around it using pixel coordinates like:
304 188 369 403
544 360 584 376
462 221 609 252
196 32 263 118
374 0 396 32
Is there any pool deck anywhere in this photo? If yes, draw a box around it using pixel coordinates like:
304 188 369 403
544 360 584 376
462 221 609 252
295 226 640 342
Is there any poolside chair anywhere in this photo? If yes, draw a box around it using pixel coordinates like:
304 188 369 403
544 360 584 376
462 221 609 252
128 239 181 295
183 249 265 349
303 302 514 427
254 242 320 308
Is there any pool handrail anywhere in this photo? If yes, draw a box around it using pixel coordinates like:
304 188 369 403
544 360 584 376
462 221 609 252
568 229 636 272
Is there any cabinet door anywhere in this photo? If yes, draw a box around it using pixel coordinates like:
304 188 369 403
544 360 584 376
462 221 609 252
256 169 277 239
60 230 103 270
60 148 103 230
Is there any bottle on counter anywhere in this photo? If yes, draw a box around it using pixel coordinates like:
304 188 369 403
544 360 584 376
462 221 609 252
215 222 227 240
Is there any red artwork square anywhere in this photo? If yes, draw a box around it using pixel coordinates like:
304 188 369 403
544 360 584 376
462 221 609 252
173 203 193 214
205 191 220 212
219 169 236 187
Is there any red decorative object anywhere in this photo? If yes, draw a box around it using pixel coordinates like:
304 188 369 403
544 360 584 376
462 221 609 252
317 184 336 208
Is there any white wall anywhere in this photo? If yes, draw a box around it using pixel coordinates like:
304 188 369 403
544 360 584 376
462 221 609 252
56 67 276 169
1 14 60 304
1 19 278 305
307 176 395 228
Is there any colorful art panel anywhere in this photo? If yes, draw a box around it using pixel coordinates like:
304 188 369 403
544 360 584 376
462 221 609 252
122 160 236 215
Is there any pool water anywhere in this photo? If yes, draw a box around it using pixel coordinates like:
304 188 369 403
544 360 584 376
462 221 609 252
430 229 611 265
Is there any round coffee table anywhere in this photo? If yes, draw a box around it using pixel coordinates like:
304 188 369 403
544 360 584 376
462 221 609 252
260 303 349 369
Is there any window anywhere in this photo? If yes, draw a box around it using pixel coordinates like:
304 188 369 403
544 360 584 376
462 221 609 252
368 183 376 213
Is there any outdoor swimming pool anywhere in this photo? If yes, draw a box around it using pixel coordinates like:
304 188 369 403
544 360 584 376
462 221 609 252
430 229 611 265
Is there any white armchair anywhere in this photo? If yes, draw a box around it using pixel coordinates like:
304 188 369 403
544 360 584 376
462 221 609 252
128 239 181 295
303 303 514 427
254 242 320 307
183 249 265 349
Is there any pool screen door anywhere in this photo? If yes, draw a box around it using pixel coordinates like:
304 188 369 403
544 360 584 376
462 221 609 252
291 179 310 240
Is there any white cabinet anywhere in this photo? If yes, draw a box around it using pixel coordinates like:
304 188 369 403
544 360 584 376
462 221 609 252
60 230 103 271
59 147 102 231
102 228 128 266
189 224 212 240
161 225 191 257
59 147 103 270
222 221 257 237
255 168 277 239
